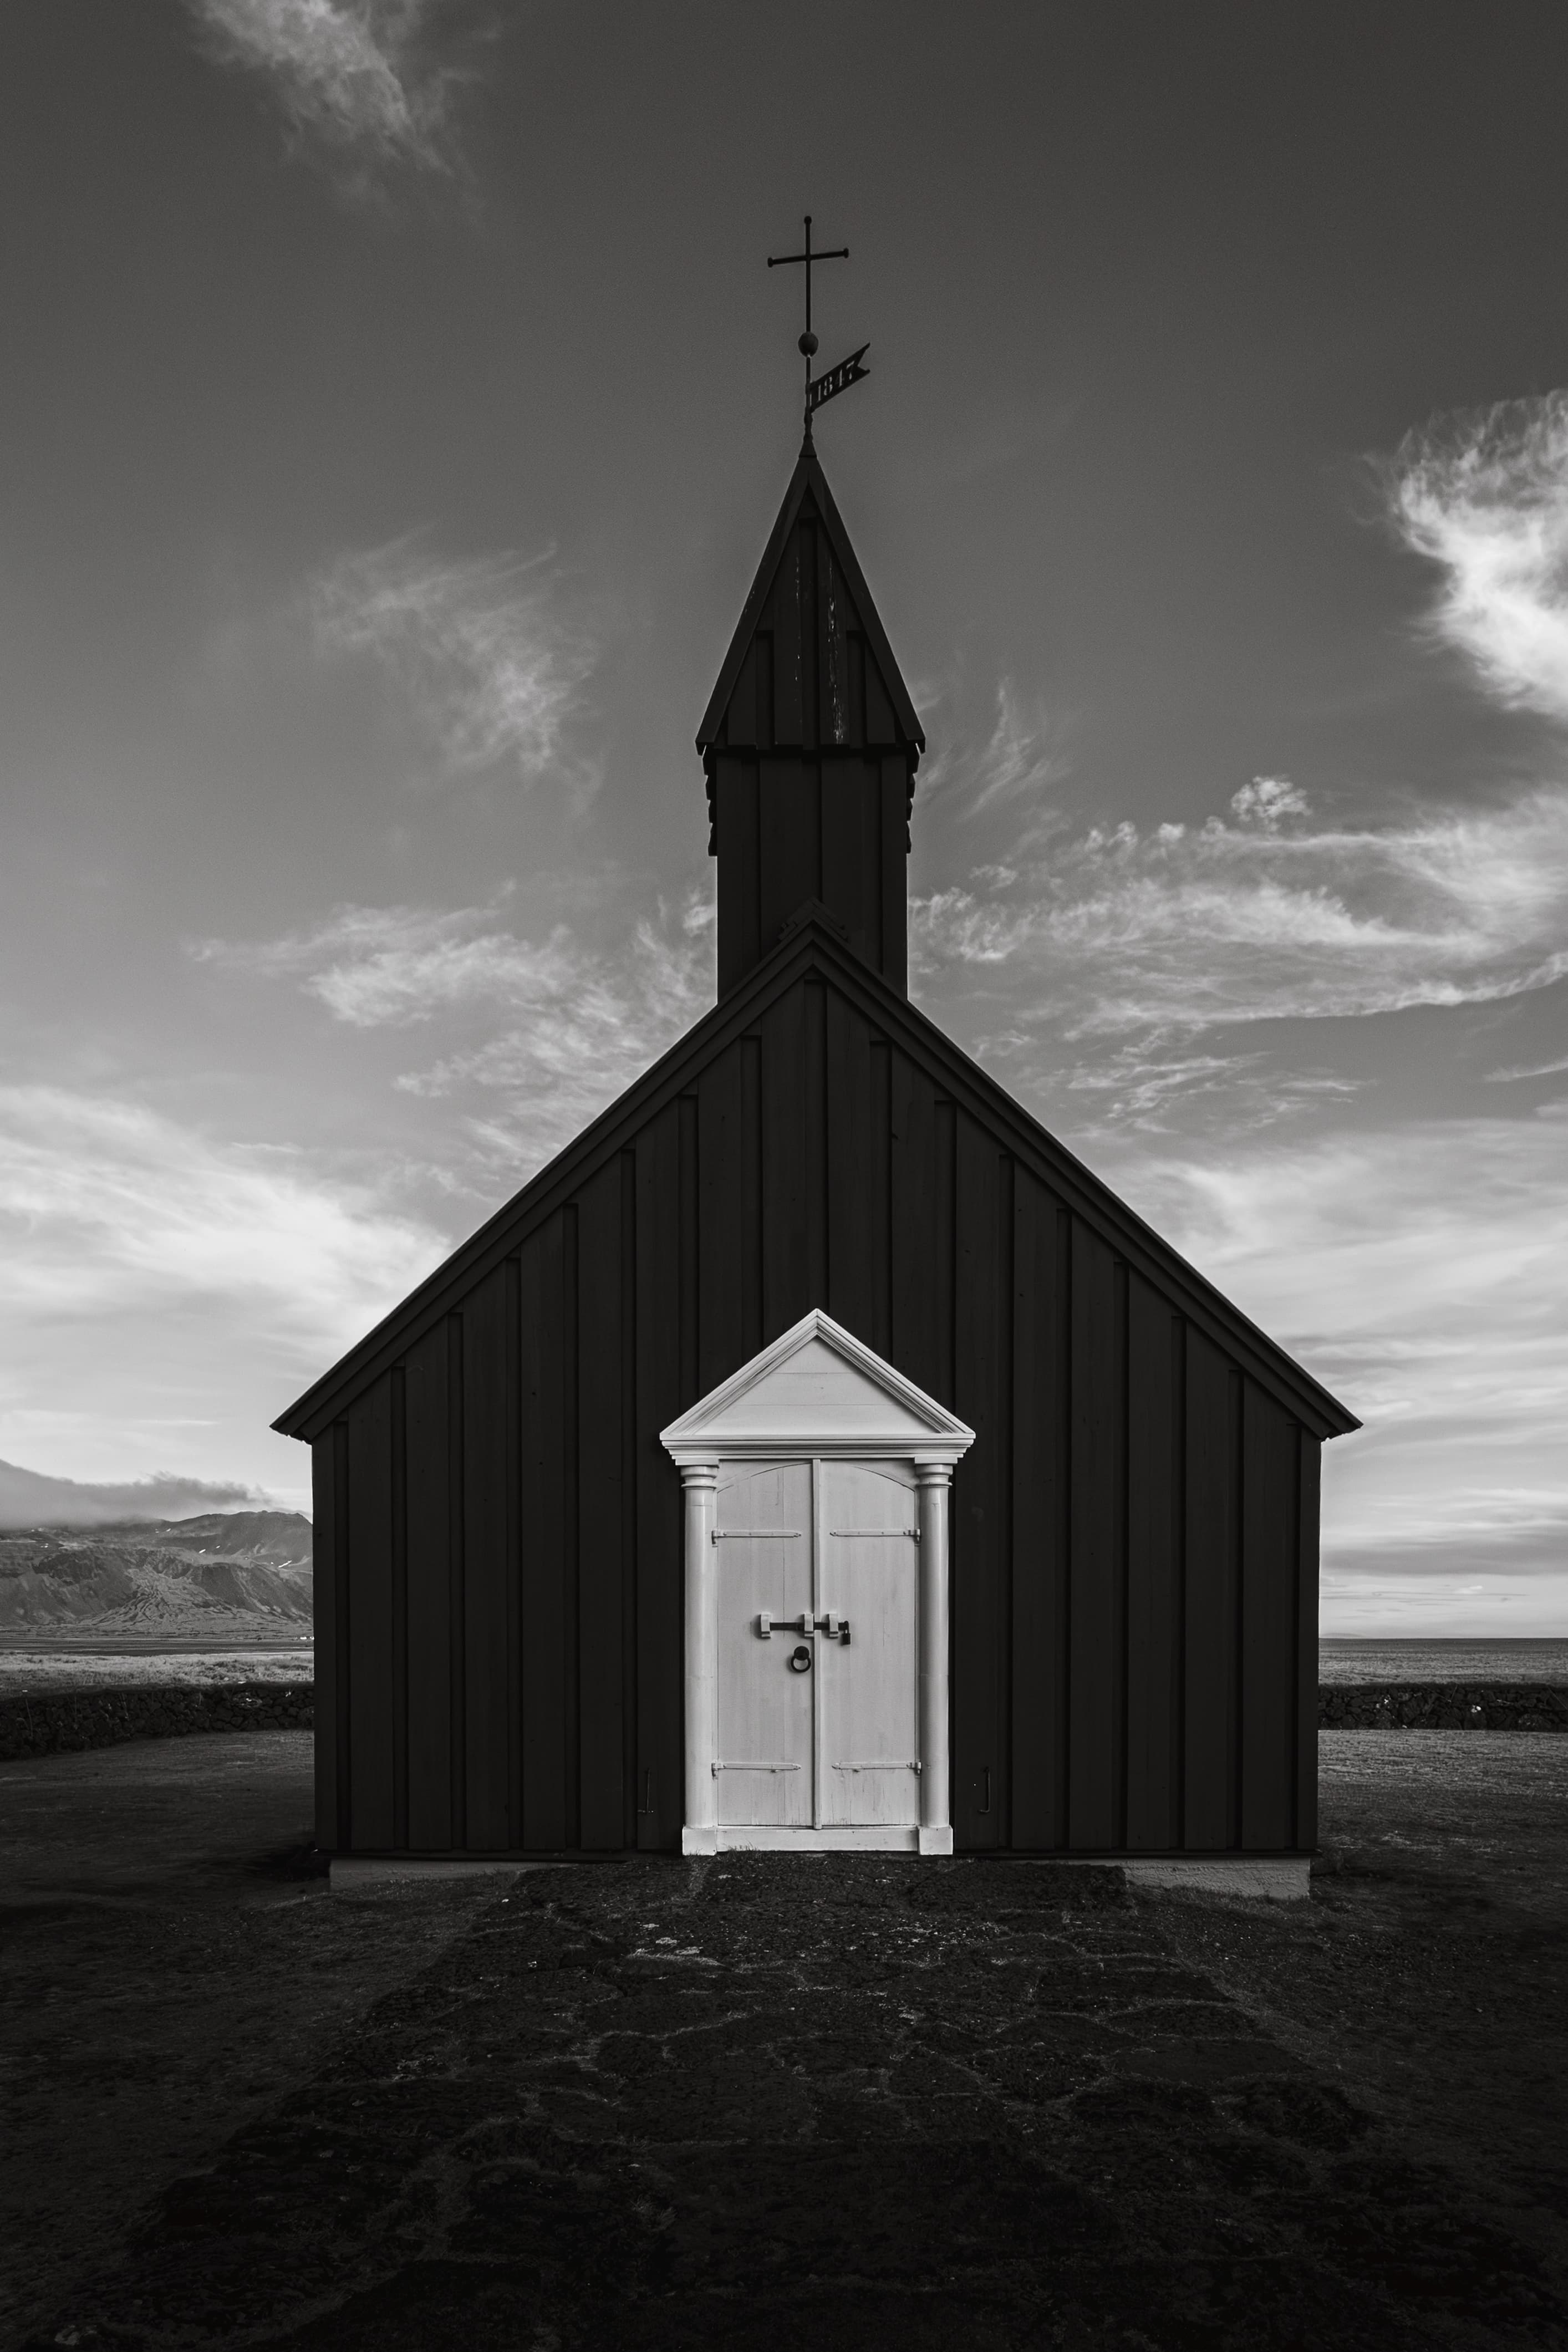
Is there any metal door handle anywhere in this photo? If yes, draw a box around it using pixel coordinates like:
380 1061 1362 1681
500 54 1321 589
757 1611 850 1641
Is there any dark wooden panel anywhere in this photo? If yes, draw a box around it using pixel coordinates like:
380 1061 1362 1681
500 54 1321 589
715 758 760 996
679 1096 699 1404
760 983 810 1336
770 530 803 742
728 642 757 746
345 1373 395 1851
1068 1221 1121 1849
934 1099 955 1407
578 1159 627 1851
1183 1326 1239 1849
821 760 877 972
403 1320 452 1850
520 1215 570 1851
634 1103 685 1850
758 757 821 945
312 1430 343 1852
867 1038 892 1357
1011 1175 1069 1849
889 1050 943 1398
817 528 851 749
756 633 775 748
954 1121 1007 1847
799 516 819 747
462 1260 516 1850
390 1371 408 1850
698 1043 749 1391
741 1036 763 1361
446 1315 467 1848
1240 1381 1298 1849
864 651 895 744
823 990 875 1340
803 979 827 1308
1126 1272 1180 1850
619 1152 639 1842
1296 1432 1321 1852
880 756 909 995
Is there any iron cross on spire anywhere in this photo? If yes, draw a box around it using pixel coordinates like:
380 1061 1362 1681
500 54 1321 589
767 215 869 440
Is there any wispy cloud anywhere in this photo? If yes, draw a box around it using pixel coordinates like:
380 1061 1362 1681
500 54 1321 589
310 541 595 787
189 0 460 176
913 780 1568 1046
920 679 1070 827
197 893 717 1180
1484 1050 1568 1084
1389 391 1568 720
0 1085 445 1499
0 1085 439 1342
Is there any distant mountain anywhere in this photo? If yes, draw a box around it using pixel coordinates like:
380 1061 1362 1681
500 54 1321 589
0 1510 313 1638
0 1458 269 1530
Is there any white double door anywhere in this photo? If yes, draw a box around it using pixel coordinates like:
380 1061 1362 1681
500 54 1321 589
713 1457 920 1835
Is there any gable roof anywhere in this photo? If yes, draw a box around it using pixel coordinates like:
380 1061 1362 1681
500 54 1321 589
660 1309 975 1465
696 439 925 759
274 911 1360 1445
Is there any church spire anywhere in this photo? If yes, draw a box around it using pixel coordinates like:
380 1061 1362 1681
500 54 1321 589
697 445 924 997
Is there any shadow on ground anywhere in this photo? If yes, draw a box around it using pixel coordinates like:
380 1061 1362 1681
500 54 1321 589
3 1732 1565 2350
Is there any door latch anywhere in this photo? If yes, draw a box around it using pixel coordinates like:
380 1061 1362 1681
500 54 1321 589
757 1611 849 1642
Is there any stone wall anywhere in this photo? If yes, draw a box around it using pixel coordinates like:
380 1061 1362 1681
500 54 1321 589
1317 1682 1568 1730
0 1682 314 1762
2 1679 1563 1765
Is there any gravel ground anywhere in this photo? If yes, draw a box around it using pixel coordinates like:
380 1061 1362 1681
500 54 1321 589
2 1732 1564 2351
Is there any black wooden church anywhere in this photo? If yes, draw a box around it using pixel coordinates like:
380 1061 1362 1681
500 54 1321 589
276 435 1358 1869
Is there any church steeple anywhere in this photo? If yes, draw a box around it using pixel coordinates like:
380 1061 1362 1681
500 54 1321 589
698 443 924 997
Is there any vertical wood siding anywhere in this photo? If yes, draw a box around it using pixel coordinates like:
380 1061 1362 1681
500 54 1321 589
403 1320 452 1849
710 498 917 999
320 972 1321 1858
310 1429 341 1853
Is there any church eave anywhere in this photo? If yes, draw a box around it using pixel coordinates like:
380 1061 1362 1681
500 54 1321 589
272 926 860 1442
274 913 1360 1446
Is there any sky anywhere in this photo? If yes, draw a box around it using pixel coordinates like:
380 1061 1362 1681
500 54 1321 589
1 2 1565 1633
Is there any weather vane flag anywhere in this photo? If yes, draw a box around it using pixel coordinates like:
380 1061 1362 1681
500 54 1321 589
767 215 869 439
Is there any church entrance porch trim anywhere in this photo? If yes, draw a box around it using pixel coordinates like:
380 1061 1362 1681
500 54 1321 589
660 1311 974 1859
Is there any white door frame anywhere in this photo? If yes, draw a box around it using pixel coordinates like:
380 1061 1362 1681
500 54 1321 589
660 1311 974 1859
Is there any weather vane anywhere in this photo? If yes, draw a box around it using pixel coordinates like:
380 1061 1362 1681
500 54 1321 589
768 215 870 443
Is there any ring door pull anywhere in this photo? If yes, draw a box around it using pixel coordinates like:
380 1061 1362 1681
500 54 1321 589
788 1645 813 1673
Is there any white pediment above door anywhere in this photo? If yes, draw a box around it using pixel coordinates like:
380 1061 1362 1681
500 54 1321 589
660 1310 975 1467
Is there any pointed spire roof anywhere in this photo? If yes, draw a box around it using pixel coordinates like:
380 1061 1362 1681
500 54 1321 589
697 439 925 760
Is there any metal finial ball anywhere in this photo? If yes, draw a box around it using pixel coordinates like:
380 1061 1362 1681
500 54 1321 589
798 330 818 357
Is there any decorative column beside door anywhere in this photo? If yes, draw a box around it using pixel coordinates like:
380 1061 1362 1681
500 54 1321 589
681 1462 720 1857
914 1460 953 1857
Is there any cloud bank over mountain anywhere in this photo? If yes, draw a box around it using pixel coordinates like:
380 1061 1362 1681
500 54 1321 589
0 1458 267 1531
